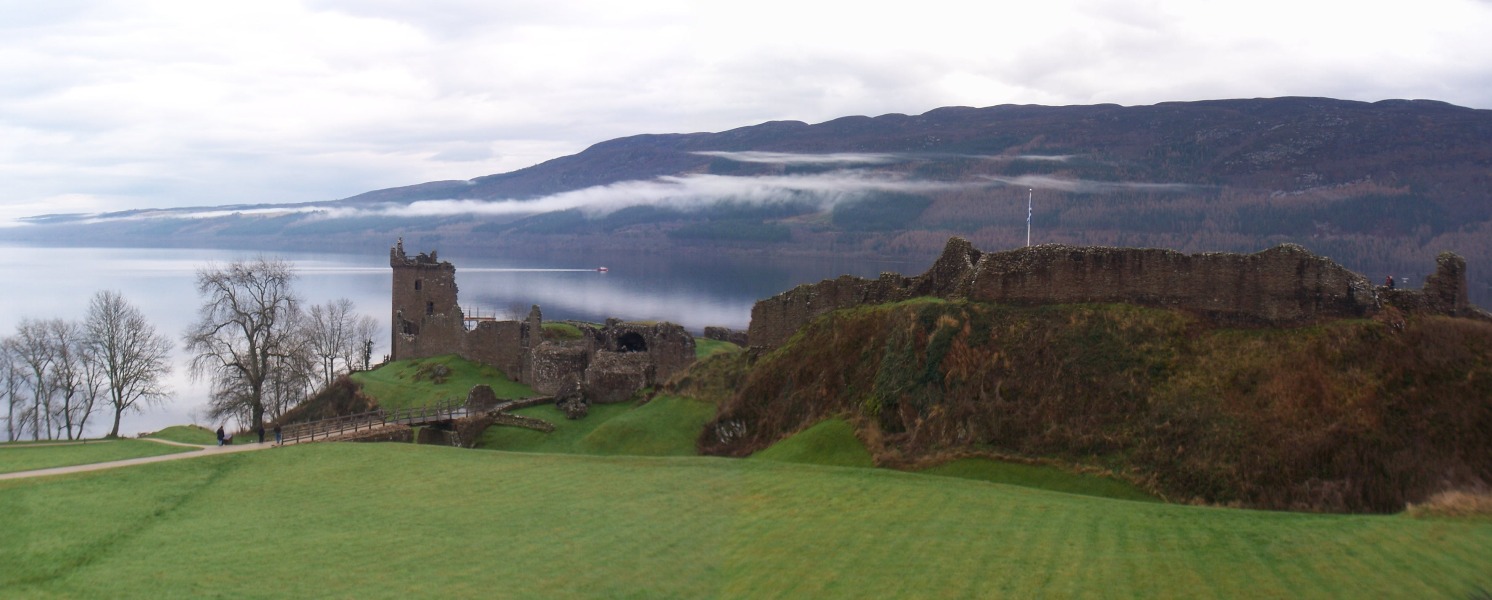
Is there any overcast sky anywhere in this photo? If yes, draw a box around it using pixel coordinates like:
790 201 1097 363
3 0 1491 223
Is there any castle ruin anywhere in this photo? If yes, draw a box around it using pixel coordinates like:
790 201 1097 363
390 239 695 400
749 237 1483 349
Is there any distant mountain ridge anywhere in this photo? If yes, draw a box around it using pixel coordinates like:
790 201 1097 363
8 97 1491 307
339 97 1489 212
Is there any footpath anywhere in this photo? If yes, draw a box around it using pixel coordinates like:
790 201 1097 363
0 438 281 482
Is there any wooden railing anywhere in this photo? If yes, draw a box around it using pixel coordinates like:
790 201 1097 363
281 398 470 445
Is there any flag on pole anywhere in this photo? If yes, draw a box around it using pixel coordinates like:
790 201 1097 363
1026 188 1033 247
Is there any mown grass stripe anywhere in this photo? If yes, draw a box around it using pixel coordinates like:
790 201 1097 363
2 443 1488 598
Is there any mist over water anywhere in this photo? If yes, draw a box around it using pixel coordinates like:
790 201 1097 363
0 243 921 437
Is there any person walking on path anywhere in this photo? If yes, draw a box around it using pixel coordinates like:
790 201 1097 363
256 423 265 444
216 425 225 447
273 422 283 446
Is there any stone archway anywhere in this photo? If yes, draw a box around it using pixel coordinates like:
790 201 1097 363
616 332 648 353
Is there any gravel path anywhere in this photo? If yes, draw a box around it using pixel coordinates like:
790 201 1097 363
0 439 282 482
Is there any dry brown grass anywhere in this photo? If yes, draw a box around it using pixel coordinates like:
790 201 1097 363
698 300 1492 513
1407 489 1492 518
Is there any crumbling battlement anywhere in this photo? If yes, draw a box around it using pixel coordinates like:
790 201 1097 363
389 240 695 401
748 237 1479 349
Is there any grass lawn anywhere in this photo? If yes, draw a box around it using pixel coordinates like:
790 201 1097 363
918 457 1160 503
750 418 874 468
694 337 741 360
570 395 716 456
351 354 537 411
476 401 634 453
542 322 585 340
0 443 1488 598
477 396 714 457
144 425 219 446
0 439 195 475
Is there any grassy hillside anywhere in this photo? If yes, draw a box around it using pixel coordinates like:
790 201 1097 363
144 425 218 445
694 337 742 360
749 417 1157 501
703 300 1492 513
1 443 1488 598
0 439 193 474
476 395 714 457
351 354 537 411
919 457 1159 503
750 418 874 468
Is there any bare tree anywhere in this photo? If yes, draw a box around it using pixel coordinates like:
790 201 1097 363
183 258 299 431
304 299 351 388
351 316 378 371
0 342 21 442
44 319 95 440
263 308 315 422
85 290 174 438
9 319 57 440
302 298 381 388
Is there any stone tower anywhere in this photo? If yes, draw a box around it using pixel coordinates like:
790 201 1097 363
389 238 465 361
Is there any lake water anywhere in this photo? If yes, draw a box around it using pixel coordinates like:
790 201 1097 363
0 243 926 437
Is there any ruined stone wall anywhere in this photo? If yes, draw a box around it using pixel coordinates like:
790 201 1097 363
965 244 1375 325
749 237 1474 349
749 274 917 350
529 343 591 395
1423 252 1472 316
464 320 527 382
584 352 654 404
703 326 749 347
390 240 466 361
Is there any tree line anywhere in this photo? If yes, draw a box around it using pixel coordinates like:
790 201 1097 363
2 291 172 441
1 257 379 441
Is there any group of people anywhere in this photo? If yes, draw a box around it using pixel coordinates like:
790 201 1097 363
215 422 283 447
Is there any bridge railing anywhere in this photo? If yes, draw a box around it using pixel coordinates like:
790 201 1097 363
281 397 471 445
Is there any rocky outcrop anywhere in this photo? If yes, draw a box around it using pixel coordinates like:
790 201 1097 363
748 237 1477 349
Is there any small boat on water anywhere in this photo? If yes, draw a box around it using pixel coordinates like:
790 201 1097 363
597 266 609 272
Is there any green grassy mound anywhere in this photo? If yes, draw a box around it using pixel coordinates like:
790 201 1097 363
574 395 716 456
694 337 741 360
0 439 194 475
919 457 1160 503
476 402 635 453
476 396 714 457
351 354 536 411
145 425 218 446
751 418 874 468
542 322 584 340
2 443 1489 598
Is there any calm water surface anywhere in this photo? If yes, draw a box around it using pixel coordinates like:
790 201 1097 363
0 243 925 436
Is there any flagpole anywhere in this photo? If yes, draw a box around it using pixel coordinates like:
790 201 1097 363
1026 188 1032 247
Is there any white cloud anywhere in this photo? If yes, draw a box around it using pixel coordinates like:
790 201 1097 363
695 151 1075 165
1 0 1489 217
61 169 1200 227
